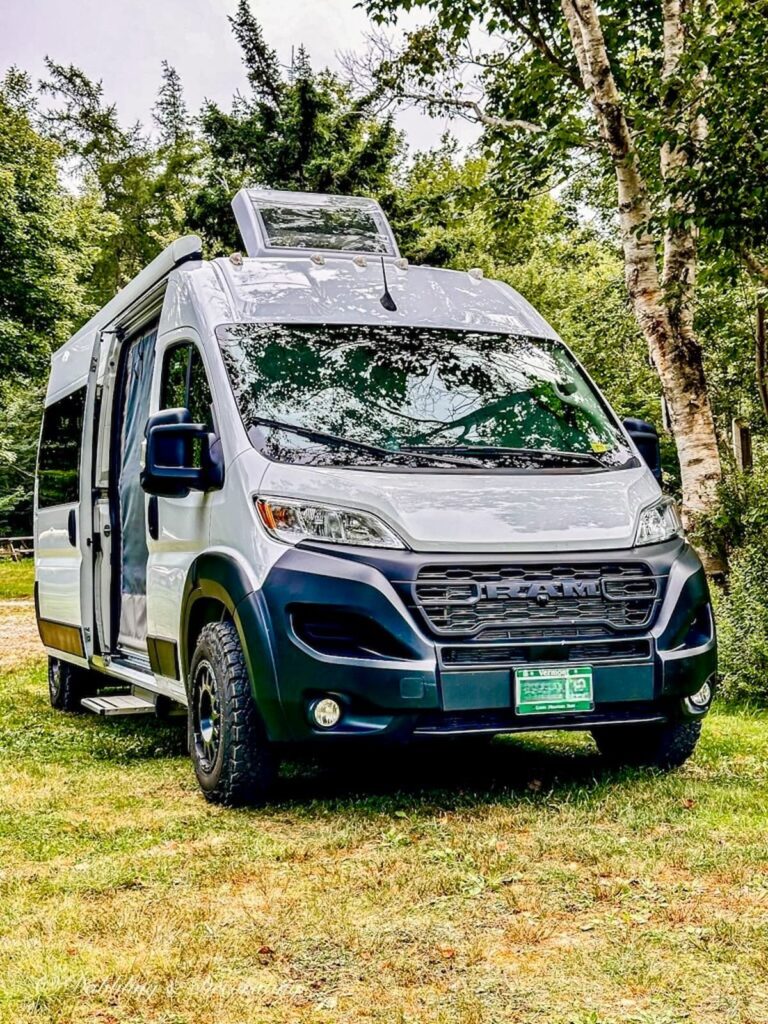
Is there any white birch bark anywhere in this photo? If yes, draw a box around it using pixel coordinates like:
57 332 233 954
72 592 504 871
560 0 722 568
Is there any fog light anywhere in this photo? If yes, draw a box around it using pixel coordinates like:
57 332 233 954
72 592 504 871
312 697 342 729
689 680 713 708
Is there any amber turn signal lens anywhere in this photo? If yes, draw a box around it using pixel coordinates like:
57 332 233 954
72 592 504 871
255 498 277 531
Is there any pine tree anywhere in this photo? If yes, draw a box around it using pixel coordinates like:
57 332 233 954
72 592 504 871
188 6 402 252
153 61 190 147
229 0 283 107
0 70 97 534
41 59 201 303
289 45 322 184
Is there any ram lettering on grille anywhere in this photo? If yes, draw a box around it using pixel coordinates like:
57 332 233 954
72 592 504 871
413 563 658 637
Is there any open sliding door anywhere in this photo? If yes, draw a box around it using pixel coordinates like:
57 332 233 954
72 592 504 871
113 323 158 657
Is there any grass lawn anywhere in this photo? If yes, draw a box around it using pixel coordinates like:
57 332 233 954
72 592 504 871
0 558 34 599
2 660 768 1023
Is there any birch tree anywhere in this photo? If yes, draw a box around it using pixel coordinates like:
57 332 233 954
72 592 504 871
360 0 767 567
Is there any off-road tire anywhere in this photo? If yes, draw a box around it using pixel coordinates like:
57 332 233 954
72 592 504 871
48 656 88 712
592 718 702 771
188 621 277 806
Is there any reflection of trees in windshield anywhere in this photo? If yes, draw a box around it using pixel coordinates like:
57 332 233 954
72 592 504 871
260 204 390 253
216 324 631 469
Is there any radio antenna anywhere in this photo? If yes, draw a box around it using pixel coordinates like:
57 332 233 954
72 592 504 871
379 257 397 312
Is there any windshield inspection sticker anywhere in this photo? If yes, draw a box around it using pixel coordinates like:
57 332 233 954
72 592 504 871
515 666 594 715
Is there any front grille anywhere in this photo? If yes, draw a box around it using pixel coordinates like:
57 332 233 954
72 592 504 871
413 562 659 638
477 624 608 641
441 638 652 668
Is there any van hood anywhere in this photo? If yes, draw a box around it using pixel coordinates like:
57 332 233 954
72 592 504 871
257 462 661 553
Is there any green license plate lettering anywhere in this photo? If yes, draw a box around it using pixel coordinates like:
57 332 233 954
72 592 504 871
515 666 594 715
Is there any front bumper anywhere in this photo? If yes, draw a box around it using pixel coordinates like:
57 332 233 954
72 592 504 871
240 539 716 743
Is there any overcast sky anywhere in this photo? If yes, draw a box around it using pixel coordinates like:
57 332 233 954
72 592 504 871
2 0 479 152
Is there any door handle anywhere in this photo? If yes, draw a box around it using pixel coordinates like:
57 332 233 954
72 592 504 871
67 508 77 547
147 494 159 540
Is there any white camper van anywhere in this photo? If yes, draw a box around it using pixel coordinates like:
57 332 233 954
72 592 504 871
35 189 716 804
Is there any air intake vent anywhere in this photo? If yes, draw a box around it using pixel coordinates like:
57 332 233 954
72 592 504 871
291 607 415 662
441 639 652 668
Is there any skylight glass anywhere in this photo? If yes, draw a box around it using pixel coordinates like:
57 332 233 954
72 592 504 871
245 190 396 255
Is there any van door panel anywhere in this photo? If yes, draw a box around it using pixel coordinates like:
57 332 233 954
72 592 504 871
146 496 209 640
92 333 121 653
92 497 112 650
36 504 81 625
35 385 88 641
115 327 158 653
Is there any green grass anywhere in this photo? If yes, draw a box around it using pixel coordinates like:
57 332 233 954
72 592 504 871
2 663 768 1023
0 558 34 599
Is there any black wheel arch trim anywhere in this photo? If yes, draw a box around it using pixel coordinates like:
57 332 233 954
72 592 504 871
180 552 285 739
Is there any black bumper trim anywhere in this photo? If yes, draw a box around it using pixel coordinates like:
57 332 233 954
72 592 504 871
222 539 716 743
413 705 669 736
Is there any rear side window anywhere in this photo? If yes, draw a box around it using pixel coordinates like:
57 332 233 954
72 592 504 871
160 343 213 429
37 387 86 507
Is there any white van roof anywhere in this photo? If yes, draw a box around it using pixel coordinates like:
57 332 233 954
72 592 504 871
212 255 556 339
222 188 554 336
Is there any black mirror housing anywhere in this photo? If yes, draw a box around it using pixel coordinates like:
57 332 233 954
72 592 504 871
622 417 662 483
141 408 223 497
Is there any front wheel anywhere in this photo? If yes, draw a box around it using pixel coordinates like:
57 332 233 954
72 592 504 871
188 621 278 806
592 718 702 770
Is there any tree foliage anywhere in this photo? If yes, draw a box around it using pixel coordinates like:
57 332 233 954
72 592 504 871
0 70 99 534
0 70 91 379
41 59 198 305
153 60 191 148
187 0 402 253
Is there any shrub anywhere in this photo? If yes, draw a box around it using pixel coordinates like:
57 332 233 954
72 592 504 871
714 537 768 703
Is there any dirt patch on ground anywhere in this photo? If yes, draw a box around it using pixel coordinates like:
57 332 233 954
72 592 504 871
0 600 43 670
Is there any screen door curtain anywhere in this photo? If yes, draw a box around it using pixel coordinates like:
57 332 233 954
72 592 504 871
118 326 157 651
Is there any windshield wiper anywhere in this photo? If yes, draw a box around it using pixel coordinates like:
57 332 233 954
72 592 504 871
398 444 605 468
250 417 486 468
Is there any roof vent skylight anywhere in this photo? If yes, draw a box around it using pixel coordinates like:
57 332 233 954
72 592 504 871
232 188 400 259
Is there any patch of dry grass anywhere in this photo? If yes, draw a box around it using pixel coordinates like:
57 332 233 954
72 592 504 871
2 660 768 1023
0 560 41 671
0 600 42 670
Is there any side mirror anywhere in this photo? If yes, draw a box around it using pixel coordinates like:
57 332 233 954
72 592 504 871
622 417 662 483
141 408 223 497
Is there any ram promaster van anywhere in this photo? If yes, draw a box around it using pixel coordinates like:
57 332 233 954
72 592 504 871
35 189 717 804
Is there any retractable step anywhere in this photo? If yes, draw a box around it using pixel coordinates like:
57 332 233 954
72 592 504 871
81 693 155 716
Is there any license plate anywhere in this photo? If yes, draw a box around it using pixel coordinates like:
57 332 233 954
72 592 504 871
514 666 594 715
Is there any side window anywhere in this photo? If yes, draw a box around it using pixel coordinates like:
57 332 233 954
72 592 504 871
161 344 189 410
188 349 213 429
160 343 213 430
38 387 86 508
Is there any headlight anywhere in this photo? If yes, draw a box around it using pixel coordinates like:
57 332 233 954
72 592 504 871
255 497 406 549
634 497 683 546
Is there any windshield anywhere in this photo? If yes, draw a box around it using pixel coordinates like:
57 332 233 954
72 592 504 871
215 323 635 471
